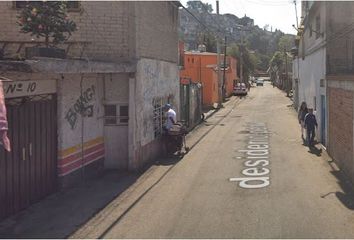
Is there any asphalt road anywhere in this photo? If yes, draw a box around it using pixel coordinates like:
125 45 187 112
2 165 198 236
102 83 354 238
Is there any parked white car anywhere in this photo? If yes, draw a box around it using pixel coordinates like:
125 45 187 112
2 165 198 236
233 83 247 96
256 79 264 86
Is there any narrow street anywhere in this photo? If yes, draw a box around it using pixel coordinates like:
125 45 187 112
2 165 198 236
74 82 354 239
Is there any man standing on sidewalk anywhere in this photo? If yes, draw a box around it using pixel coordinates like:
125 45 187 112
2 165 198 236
304 107 318 148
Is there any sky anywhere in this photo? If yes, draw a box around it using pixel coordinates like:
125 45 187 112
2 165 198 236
181 0 301 34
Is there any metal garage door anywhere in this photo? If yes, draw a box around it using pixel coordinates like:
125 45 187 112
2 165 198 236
0 94 57 221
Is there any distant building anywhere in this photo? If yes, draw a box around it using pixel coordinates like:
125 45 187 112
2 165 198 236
180 51 238 108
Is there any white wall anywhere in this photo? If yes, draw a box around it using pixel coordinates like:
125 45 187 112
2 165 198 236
135 58 179 146
295 47 327 144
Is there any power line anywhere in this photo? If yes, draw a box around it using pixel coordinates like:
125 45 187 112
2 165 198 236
180 4 216 35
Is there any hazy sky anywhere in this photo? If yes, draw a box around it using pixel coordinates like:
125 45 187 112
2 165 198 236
181 0 301 34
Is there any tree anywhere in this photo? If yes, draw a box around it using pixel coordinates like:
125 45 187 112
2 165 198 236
197 32 217 52
17 1 77 47
227 43 258 81
269 51 284 68
186 1 213 13
278 35 294 51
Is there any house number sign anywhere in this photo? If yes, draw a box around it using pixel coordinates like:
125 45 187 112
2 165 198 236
3 80 56 98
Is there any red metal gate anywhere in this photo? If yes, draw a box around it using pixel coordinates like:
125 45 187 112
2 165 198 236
0 94 57 221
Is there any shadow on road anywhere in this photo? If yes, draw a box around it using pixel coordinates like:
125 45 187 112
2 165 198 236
308 145 322 156
0 171 140 239
155 155 183 166
328 165 354 210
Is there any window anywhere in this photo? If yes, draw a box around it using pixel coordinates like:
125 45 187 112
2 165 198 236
104 104 129 126
153 99 164 138
313 96 317 111
119 106 129 123
316 15 321 39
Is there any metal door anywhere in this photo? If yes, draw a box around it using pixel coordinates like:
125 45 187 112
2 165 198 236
180 84 190 127
103 104 128 169
321 95 326 145
0 95 57 221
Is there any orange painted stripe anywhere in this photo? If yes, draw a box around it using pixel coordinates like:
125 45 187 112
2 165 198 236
58 143 104 167
58 149 105 176
58 137 104 159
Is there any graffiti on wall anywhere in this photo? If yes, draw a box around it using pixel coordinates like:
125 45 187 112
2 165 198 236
65 85 96 129
144 63 161 80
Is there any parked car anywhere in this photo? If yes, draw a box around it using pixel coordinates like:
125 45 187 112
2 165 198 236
256 79 264 86
233 83 247 95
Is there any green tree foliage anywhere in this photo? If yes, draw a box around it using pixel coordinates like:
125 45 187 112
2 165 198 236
186 1 213 13
197 32 217 52
278 35 294 51
227 43 258 81
269 34 294 69
269 51 284 68
17 1 77 47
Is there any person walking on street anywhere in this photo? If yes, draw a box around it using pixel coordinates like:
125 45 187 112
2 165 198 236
304 107 318 147
298 101 308 140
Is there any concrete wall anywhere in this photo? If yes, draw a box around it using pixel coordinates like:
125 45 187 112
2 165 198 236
130 58 179 169
0 1 134 62
326 2 354 74
299 2 326 59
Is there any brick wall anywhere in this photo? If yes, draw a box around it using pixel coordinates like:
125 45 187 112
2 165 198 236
0 2 178 63
0 2 133 62
328 87 354 178
135 1 178 63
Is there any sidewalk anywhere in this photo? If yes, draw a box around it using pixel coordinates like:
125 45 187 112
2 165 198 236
0 97 239 239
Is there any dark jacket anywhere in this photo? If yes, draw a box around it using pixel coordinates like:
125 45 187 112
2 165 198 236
304 113 318 130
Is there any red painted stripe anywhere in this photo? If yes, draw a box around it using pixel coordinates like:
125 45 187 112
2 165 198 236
58 143 104 166
58 149 104 175
58 156 103 177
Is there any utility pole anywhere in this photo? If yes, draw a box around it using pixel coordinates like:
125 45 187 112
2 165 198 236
222 36 227 101
216 0 222 108
284 47 289 96
294 0 299 29
240 29 244 83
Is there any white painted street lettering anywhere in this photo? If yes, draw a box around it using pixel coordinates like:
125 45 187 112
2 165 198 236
230 122 271 189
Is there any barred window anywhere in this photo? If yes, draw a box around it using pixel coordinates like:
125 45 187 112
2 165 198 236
153 99 164 138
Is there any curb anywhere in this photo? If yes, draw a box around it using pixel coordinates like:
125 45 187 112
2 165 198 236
203 96 238 121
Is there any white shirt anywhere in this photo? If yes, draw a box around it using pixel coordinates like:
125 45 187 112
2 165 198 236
165 108 176 130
